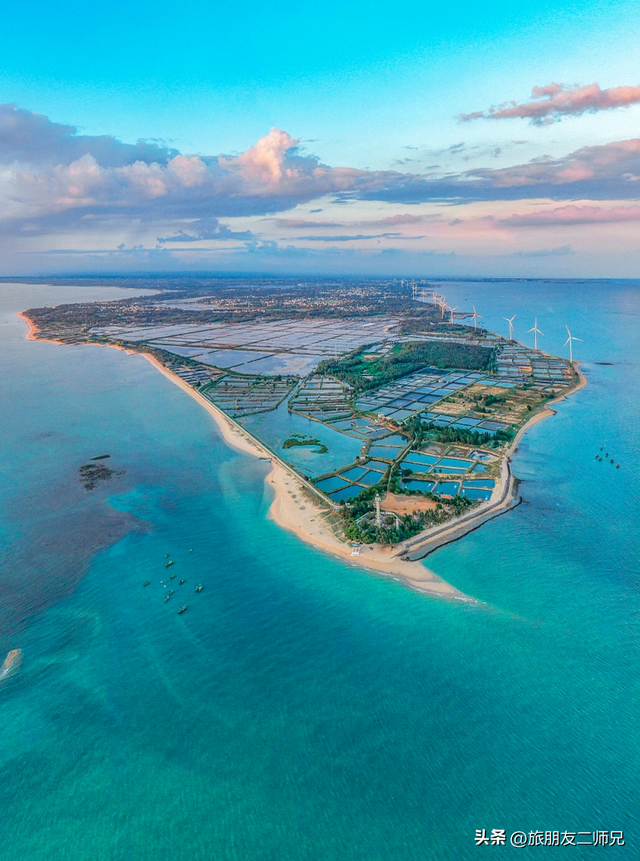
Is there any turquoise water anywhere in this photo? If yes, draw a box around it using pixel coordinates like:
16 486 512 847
0 280 639 859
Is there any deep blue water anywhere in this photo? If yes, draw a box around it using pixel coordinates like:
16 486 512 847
0 280 638 859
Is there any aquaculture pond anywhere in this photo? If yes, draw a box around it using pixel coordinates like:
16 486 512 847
462 479 496 489
403 452 439 467
242 401 363 477
315 475 350 493
328 484 366 502
434 481 460 497
460 487 493 501
401 479 436 493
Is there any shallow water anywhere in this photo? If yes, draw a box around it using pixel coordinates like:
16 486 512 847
0 280 638 860
241 400 363 476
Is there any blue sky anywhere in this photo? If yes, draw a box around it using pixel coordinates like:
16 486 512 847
2 0 640 275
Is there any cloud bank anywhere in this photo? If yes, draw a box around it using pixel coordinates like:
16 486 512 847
2 101 640 277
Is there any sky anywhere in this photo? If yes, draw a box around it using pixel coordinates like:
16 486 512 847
2 0 640 277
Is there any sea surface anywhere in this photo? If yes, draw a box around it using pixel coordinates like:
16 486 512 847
0 280 638 860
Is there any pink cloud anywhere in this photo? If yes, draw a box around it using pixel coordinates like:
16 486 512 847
501 204 640 227
273 218 343 228
220 128 300 186
370 213 425 225
460 82 640 125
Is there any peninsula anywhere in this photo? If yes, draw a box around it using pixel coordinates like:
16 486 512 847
19 277 584 599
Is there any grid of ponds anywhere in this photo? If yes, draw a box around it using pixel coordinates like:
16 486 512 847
492 343 573 393
421 411 507 433
325 417 394 440
314 453 392 501
400 449 495 477
203 376 295 417
289 376 353 421
355 368 484 421
165 362 222 386
93 318 399 376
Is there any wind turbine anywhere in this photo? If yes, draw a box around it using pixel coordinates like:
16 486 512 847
528 317 544 352
503 314 516 341
564 325 582 363
471 306 482 330
439 299 448 319
449 305 458 325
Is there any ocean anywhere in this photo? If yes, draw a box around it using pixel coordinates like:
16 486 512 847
0 280 637 859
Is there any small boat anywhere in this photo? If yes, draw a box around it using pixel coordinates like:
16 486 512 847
616 464 620 469
165 560 174 568
165 553 171 558
168 589 174 596
178 605 187 614
164 595 171 603
170 574 176 580
195 584 203 593
189 549 193 553
179 579 185 585
143 580 150 587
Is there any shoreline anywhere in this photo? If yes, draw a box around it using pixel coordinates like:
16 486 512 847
17 310 585 601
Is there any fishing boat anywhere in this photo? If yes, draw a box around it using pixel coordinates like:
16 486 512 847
178 606 187 615
195 584 203 593
165 560 174 568
143 580 150 587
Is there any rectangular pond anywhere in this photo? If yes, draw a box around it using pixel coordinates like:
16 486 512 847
402 479 436 493
434 481 460 497
403 452 439 467
328 484 365 502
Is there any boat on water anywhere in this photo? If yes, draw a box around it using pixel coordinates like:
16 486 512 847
143 580 150 587
179 579 185 585
195 584 203 593
165 560 174 568
178 606 187 614
164 595 171 603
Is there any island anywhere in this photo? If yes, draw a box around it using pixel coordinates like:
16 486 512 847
18 277 585 600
